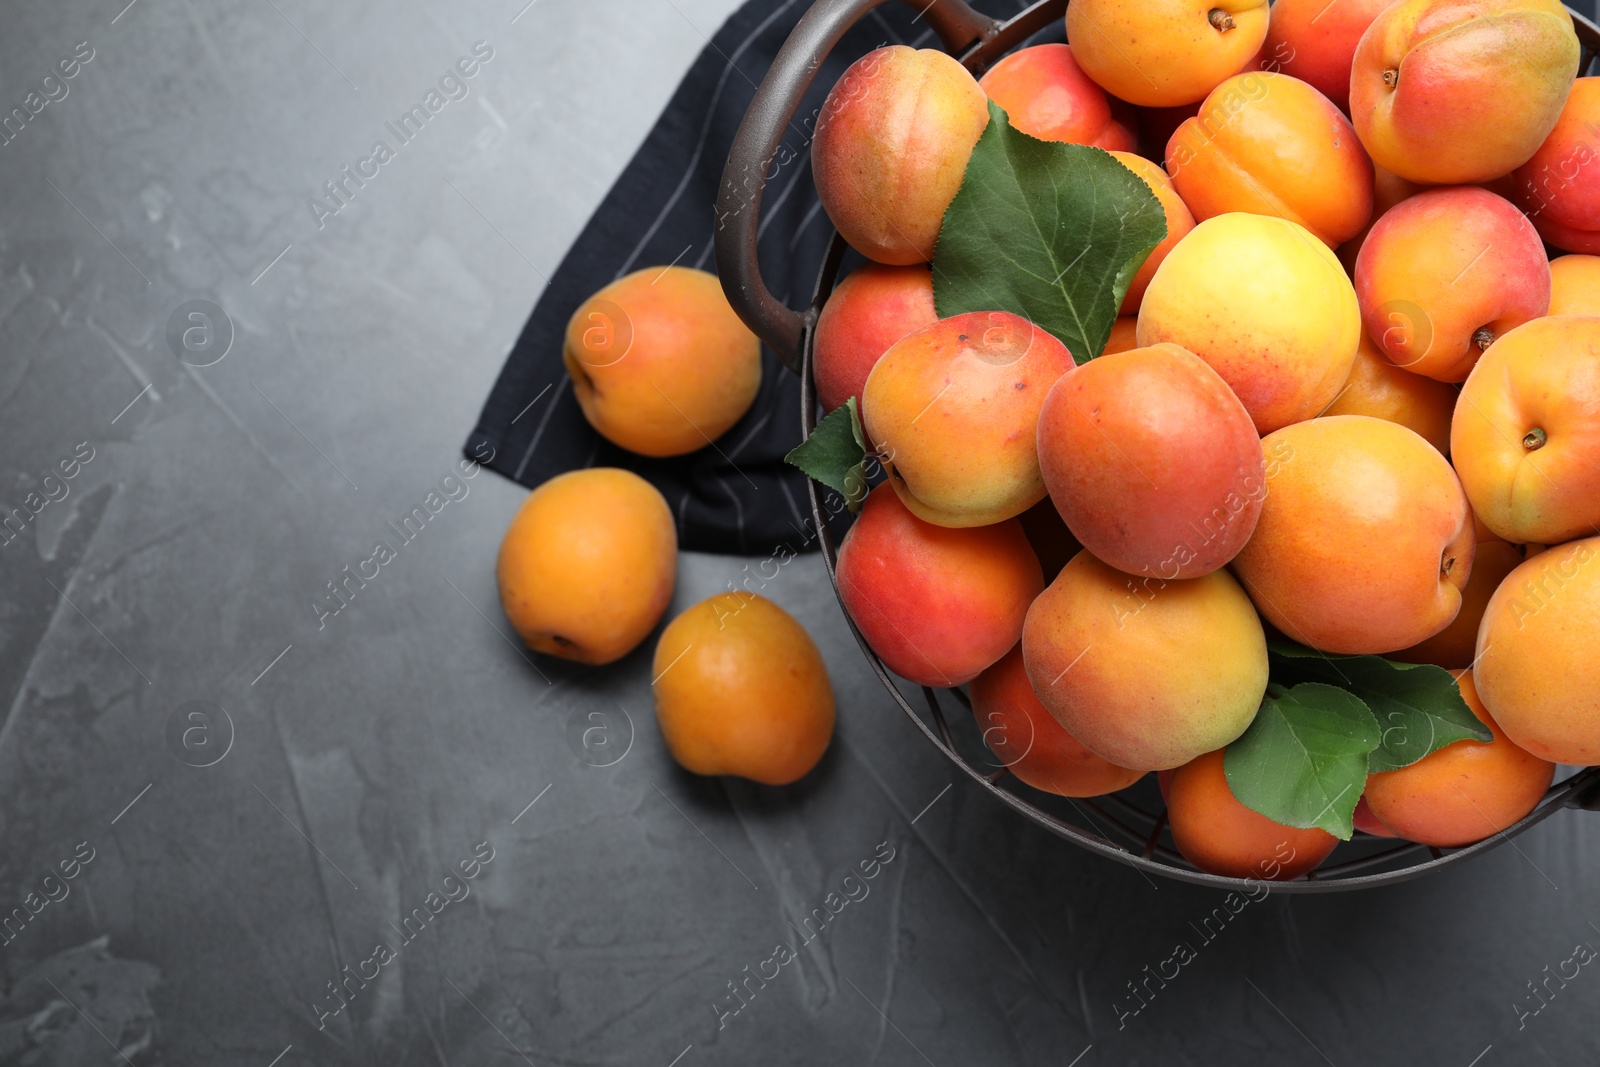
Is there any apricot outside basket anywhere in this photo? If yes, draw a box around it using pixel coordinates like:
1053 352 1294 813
714 0 1600 891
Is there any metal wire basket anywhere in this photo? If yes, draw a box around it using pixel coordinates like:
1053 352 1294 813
715 0 1600 891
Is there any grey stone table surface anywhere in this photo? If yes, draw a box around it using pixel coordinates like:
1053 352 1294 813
2 0 1599 1064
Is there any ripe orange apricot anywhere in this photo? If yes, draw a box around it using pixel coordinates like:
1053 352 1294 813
1102 315 1139 356
653 593 834 785
813 46 989 265
497 469 676 665
978 44 1137 149
1451 315 1600 545
1390 540 1526 670
1351 797 1397 837
1350 0 1580 185
1037 343 1264 579
1166 71 1374 248
1022 551 1268 771
1475 536 1600 764
1232 416 1474 655
1549 255 1600 316
1355 187 1551 382
564 266 761 457
1258 0 1396 112
1319 331 1458 456
1512 78 1600 254
970 645 1144 797
1066 0 1270 108
862 311 1077 527
1110 152 1195 314
813 263 937 414
836 485 1042 688
1363 671 1554 847
1168 749 1338 879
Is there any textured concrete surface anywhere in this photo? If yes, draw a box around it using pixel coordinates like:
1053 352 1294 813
2 0 1600 1064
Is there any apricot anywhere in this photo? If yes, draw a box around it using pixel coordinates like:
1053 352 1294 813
1363 672 1553 846
1475 536 1600 764
861 311 1077 527
564 266 761 457
1102 315 1139 356
1232 416 1474 654
1037 343 1263 579
1350 0 1580 185
835 485 1042 687
1166 72 1374 248
1391 540 1525 669
1110 152 1196 313
1355 187 1550 382
653 593 833 785
1351 797 1397 837
1511 77 1600 253
1258 0 1396 112
1549 255 1600 316
1168 749 1338 879
977 44 1137 149
497 469 675 665
1320 330 1457 456
970 645 1145 797
1065 0 1270 108
812 46 989 265
1451 315 1600 544
1021 550 1268 771
1137 213 1361 434
813 263 937 414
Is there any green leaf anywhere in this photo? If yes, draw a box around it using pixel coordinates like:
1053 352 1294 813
1266 641 1492 773
1224 683 1382 840
931 100 1167 365
785 396 869 511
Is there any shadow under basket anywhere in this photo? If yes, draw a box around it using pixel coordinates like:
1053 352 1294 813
714 0 1600 891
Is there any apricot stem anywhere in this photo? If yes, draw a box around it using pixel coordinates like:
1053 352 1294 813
1441 554 1456 578
1382 69 1400 89
1523 427 1547 451
1208 8 1236 31
1473 327 1496 350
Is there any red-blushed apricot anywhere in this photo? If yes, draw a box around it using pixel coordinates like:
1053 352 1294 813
1391 540 1526 669
1066 0 1270 108
1350 0 1580 185
1232 416 1474 654
1259 0 1396 112
1038 343 1264 579
1450 315 1600 544
1168 749 1339 879
862 311 1077 527
978 44 1137 149
565 267 761 457
813 263 937 414
1352 797 1397 837
1102 315 1140 356
1475 536 1600 764
1512 78 1600 253
1355 187 1551 383
1137 213 1361 434
1110 152 1196 313
1320 330 1458 456
1363 671 1554 847
812 46 989 265
498 469 676 665
835 485 1042 687
970 645 1145 797
1022 551 1267 771
653 593 834 785
1166 72 1374 248
1549 255 1600 316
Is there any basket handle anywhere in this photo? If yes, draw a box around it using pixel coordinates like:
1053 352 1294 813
714 0 1003 373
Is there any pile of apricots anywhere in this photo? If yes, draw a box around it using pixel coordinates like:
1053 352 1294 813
810 0 1600 879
